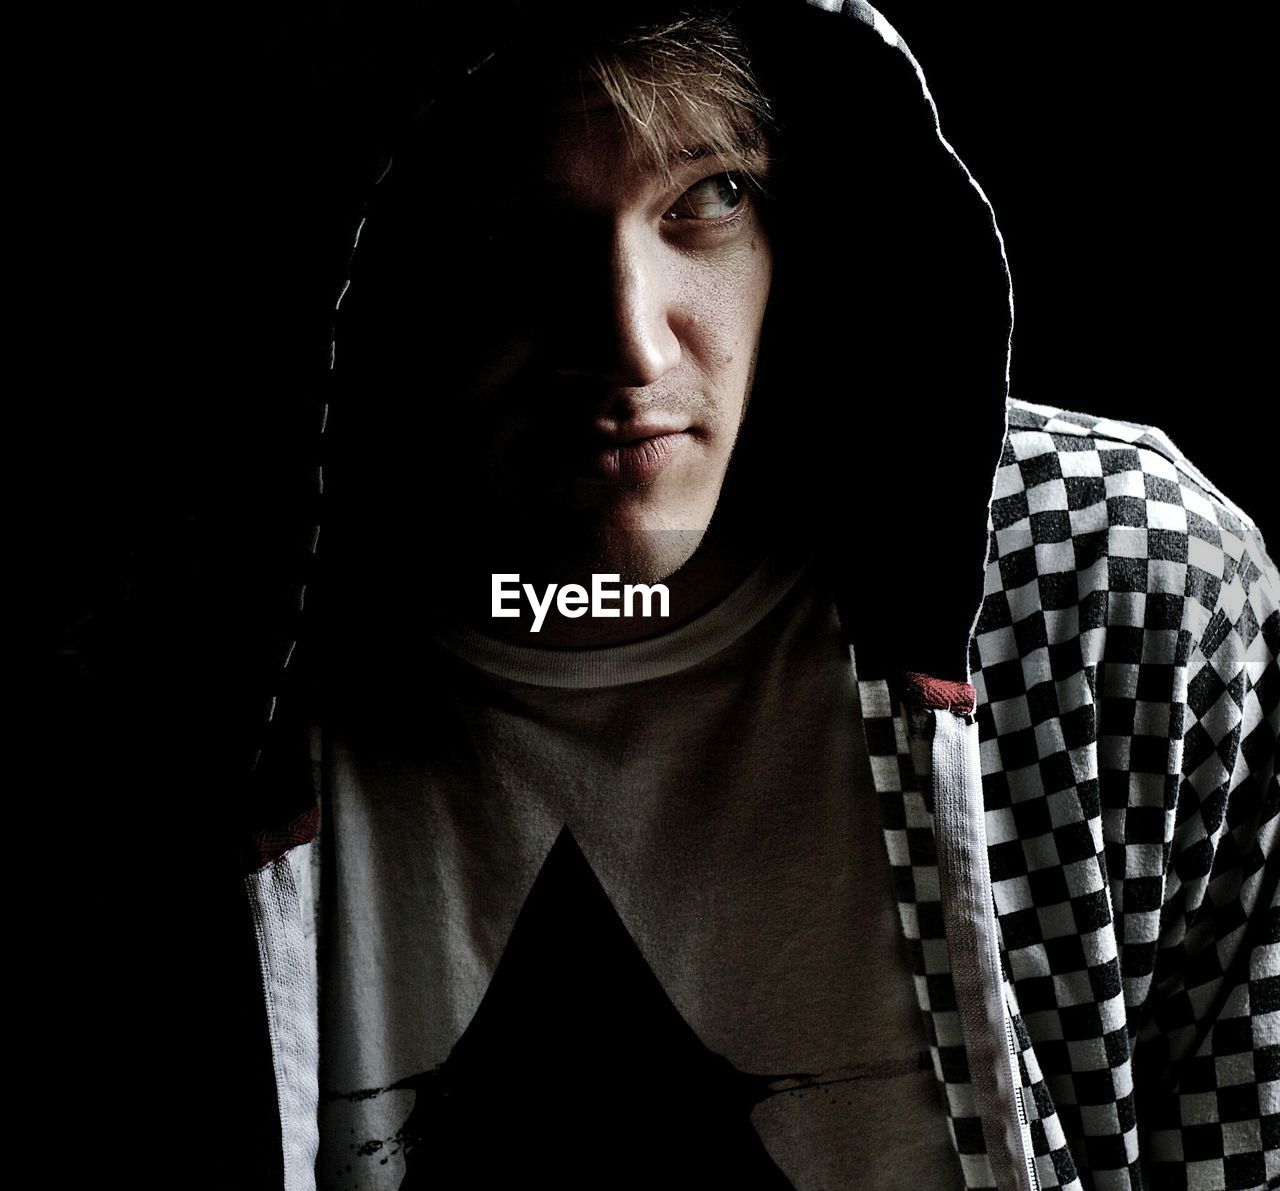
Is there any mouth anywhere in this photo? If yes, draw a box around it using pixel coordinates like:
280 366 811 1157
502 403 702 492
577 416 696 486
590 430 690 485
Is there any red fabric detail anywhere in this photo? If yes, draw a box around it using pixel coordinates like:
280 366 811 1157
903 671 977 716
250 804 321 871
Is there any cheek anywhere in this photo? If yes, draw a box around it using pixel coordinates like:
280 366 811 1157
423 242 539 368
744 235 775 328
461 337 537 404
691 247 773 397
426 292 538 413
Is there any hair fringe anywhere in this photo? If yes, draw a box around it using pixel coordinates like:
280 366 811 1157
585 11 773 188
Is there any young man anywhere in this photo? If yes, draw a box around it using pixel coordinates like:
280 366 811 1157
230 3 1277 1189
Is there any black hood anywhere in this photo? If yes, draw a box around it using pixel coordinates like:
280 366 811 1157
211 0 1015 845
322 0 1012 674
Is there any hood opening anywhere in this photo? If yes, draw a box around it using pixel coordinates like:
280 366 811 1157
249 0 1016 816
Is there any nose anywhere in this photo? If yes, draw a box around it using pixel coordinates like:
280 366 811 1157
555 222 682 388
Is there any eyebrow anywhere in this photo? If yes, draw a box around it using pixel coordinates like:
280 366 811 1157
672 143 768 168
533 141 771 202
673 144 718 165
670 143 772 184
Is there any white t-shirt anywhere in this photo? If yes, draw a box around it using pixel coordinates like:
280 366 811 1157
315 557 961 1190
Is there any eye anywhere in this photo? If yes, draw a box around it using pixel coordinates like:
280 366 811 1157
665 171 749 222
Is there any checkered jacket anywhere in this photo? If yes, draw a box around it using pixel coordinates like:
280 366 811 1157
230 2 1278 1185
241 395 1277 1191
856 397 1279 1190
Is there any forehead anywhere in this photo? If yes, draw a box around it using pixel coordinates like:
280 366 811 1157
540 78 644 167
546 72 615 113
423 90 713 214
535 92 699 196
411 48 770 220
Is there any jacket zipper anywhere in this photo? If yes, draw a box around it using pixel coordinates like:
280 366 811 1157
931 706 1038 1191
245 855 322 1191
1004 1009 1040 1190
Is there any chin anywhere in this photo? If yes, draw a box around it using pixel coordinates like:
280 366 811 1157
582 523 710 587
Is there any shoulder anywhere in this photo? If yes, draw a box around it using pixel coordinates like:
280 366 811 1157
973 399 1278 721
988 398 1277 630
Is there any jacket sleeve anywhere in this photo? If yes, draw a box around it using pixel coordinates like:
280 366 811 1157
1135 512 1279 1190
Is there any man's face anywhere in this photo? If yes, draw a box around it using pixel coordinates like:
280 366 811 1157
418 84 774 585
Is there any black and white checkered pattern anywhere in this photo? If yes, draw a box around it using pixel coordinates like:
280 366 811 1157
860 398 1279 1190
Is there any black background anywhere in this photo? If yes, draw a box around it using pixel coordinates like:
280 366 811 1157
34 3 1271 1182
874 1 1272 534
46 0 1273 642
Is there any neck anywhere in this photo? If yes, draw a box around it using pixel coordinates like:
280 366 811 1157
452 518 766 648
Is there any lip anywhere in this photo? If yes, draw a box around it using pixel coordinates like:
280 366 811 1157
588 429 690 485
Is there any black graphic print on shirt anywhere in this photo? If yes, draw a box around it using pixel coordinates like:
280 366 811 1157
392 827 800 1188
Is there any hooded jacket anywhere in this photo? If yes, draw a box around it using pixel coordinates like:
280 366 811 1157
207 2 1279 1188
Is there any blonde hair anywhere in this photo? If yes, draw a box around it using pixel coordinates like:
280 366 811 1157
583 10 774 188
